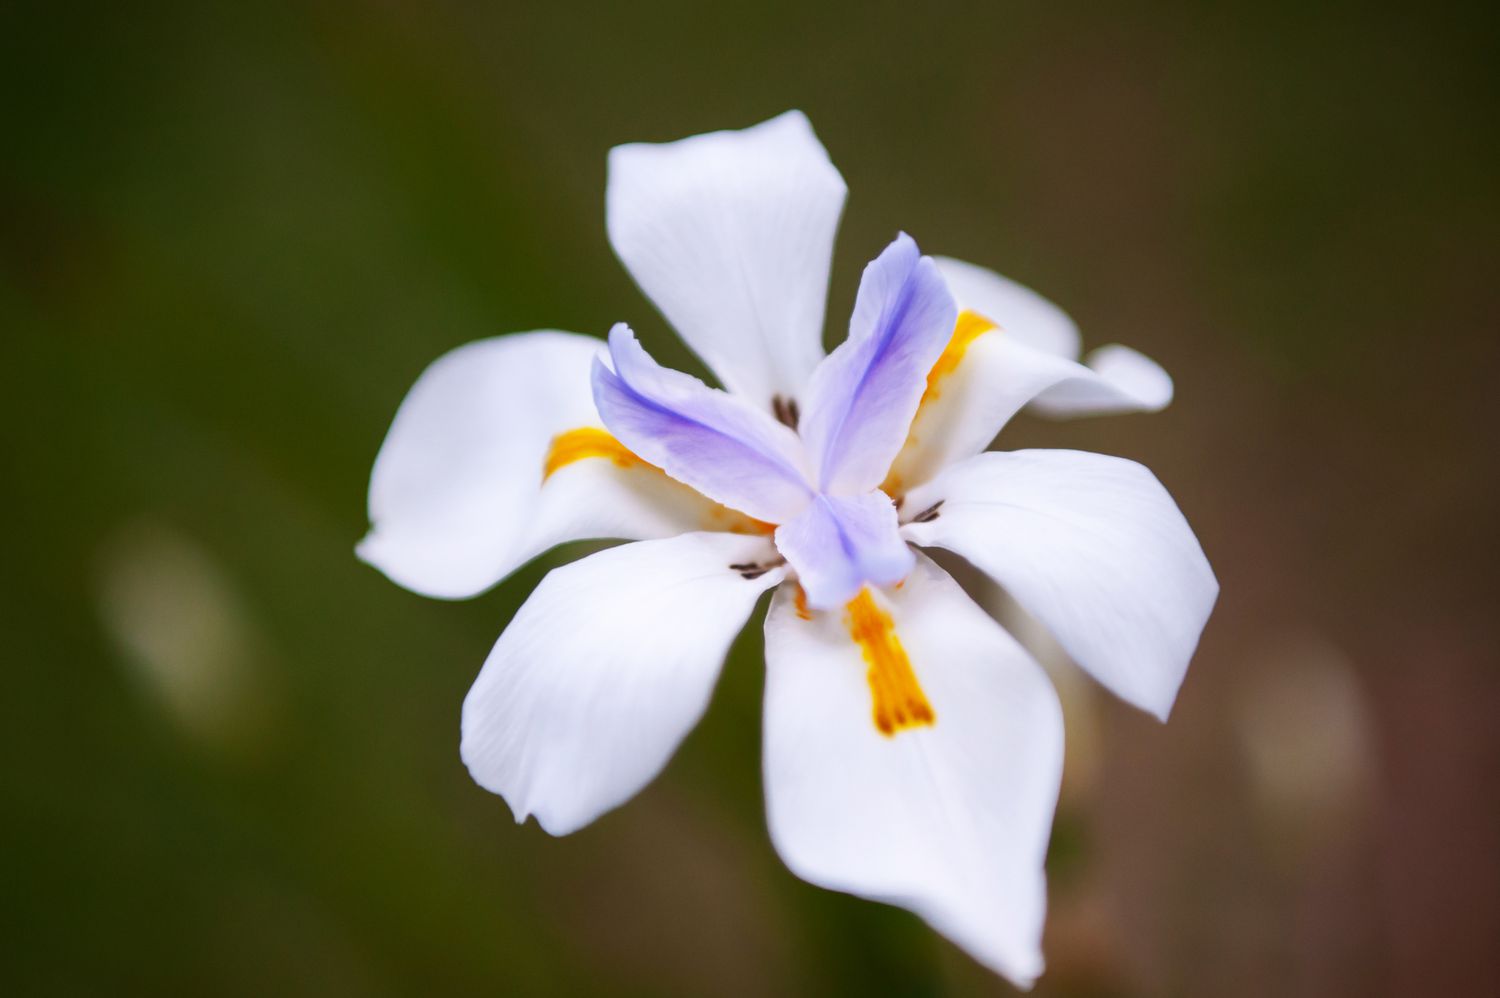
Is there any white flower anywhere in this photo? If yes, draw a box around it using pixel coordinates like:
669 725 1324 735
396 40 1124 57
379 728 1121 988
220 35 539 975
358 111 1217 988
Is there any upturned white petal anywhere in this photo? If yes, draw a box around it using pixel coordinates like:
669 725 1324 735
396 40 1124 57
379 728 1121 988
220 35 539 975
607 110 847 407
884 330 1173 496
762 554 1063 987
901 450 1218 720
931 255 1173 418
462 532 785 836
1028 343 1173 417
358 332 724 599
931 256 1081 359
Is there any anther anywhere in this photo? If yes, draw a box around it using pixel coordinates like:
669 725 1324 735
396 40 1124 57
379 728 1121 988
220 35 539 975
911 500 944 524
730 556 785 580
771 394 800 430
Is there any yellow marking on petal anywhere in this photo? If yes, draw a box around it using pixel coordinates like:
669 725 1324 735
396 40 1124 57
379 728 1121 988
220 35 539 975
881 310 1000 497
921 310 998 407
845 587 934 737
707 504 777 536
793 584 813 621
542 426 775 535
542 427 641 480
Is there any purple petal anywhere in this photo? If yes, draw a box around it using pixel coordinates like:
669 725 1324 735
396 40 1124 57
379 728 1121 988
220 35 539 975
797 233 957 495
592 324 814 523
774 491 914 609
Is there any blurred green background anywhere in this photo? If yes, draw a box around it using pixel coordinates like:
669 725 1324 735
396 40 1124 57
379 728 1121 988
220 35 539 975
3 1 1497 995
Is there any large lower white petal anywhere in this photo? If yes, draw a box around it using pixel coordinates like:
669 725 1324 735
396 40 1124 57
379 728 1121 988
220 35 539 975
762 554 1063 987
359 332 722 600
462 532 785 836
606 110 847 408
901 450 1218 719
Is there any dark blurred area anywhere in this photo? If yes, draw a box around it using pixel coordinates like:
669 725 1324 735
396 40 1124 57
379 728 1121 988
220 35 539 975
3 1 1497 995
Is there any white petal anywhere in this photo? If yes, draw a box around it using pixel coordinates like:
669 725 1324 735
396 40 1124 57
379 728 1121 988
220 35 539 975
359 333 742 600
901 450 1218 719
528 452 769 559
932 256 1080 359
884 332 1171 496
930 255 1173 420
762 554 1063 987
607 110 847 407
462 532 784 836
1028 343 1174 417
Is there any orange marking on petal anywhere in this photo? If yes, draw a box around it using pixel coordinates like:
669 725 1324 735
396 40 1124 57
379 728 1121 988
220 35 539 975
708 505 777 536
542 427 641 479
881 311 999 497
793 584 812 621
543 426 774 535
920 310 998 408
845 588 934 737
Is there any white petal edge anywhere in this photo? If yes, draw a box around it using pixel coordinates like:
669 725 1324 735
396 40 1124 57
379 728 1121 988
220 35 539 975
462 532 784 836
931 255 1173 419
885 333 1174 496
901 450 1218 719
932 255 1081 359
607 110 847 407
762 553 1063 987
1028 343 1174 417
358 332 722 600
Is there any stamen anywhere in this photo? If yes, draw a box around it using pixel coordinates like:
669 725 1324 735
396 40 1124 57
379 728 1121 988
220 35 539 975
844 588 935 737
730 556 784 580
771 394 800 430
542 427 640 480
910 500 943 524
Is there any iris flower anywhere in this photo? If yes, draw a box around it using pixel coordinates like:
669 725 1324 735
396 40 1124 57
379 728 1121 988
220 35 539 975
359 111 1216 987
